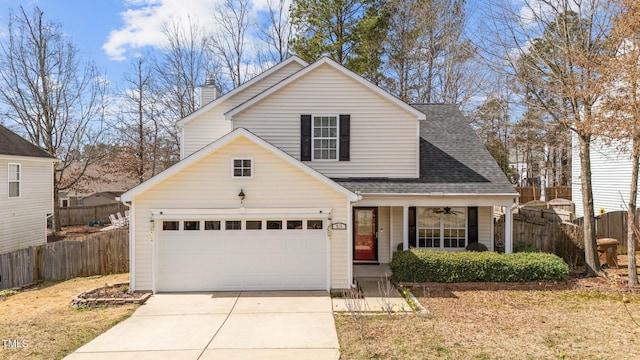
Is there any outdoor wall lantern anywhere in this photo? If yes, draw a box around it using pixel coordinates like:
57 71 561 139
238 189 246 201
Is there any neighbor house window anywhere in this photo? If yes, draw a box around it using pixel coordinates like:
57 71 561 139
417 207 466 249
232 158 253 178
8 163 20 198
312 116 338 160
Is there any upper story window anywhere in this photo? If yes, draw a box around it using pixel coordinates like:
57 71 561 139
232 158 253 178
8 163 20 198
313 116 338 160
301 114 350 162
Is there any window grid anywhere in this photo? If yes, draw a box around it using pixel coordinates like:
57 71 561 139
417 207 466 249
233 158 253 178
312 116 338 160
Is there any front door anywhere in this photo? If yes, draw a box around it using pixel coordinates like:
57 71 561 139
353 208 377 262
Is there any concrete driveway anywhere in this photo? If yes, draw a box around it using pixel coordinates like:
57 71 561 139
65 291 340 360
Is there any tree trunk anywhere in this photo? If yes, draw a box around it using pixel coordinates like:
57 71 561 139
579 134 603 277
628 138 639 286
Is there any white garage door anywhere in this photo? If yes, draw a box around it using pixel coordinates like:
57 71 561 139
156 218 328 292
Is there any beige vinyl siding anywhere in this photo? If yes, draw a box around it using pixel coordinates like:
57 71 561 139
390 206 403 258
377 207 390 263
478 206 492 250
232 64 419 178
182 62 305 157
0 156 53 254
132 136 350 290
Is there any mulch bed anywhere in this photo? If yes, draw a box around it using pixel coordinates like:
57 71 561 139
72 282 151 308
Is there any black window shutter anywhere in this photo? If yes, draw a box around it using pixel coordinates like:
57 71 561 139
339 114 350 161
300 115 312 161
468 207 478 244
408 206 417 248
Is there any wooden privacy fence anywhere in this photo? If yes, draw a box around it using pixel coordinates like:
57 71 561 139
516 186 572 204
58 203 127 227
495 212 584 266
574 210 638 255
0 229 129 290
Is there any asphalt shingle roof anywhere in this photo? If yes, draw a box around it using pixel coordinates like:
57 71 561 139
0 125 55 159
333 104 518 195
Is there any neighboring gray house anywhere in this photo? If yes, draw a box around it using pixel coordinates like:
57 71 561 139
121 57 518 293
0 125 56 254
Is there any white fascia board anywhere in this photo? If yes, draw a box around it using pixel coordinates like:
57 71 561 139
121 127 359 202
177 56 308 127
224 57 427 121
149 207 332 219
0 154 58 163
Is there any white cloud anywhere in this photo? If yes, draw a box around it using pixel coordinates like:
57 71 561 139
103 0 282 61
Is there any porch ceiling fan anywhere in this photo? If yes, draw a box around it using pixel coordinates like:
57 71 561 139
434 207 463 215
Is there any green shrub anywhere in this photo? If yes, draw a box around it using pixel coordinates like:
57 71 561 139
514 241 540 253
390 249 569 283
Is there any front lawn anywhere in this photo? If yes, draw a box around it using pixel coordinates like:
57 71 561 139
0 273 137 359
336 254 640 359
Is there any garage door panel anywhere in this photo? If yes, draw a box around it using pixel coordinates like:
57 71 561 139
156 220 327 292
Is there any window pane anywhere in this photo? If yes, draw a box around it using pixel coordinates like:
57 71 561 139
246 220 262 230
8 164 19 181
329 116 337 126
205 221 221 230
226 220 241 230
307 220 323 229
163 221 179 231
267 220 282 229
184 221 200 230
287 220 303 229
9 182 19 197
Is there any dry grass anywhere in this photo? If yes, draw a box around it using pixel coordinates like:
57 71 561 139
0 273 138 359
336 254 640 359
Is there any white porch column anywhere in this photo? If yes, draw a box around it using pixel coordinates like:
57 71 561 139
504 206 513 253
402 206 409 250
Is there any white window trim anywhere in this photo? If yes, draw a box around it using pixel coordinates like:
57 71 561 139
416 207 468 250
231 157 254 179
8 163 21 198
311 115 339 161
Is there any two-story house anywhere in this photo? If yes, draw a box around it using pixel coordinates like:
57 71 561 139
121 57 518 293
0 125 56 254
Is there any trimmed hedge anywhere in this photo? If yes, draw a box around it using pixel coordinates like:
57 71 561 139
390 249 569 283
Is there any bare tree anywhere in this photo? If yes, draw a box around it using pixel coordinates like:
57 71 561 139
489 0 614 276
0 6 108 231
599 0 640 285
117 57 161 184
256 0 292 67
210 0 251 88
154 17 212 162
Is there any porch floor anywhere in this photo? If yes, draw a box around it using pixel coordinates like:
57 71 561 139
353 264 392 279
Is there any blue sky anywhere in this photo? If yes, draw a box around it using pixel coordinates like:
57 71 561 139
0 0 274 88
